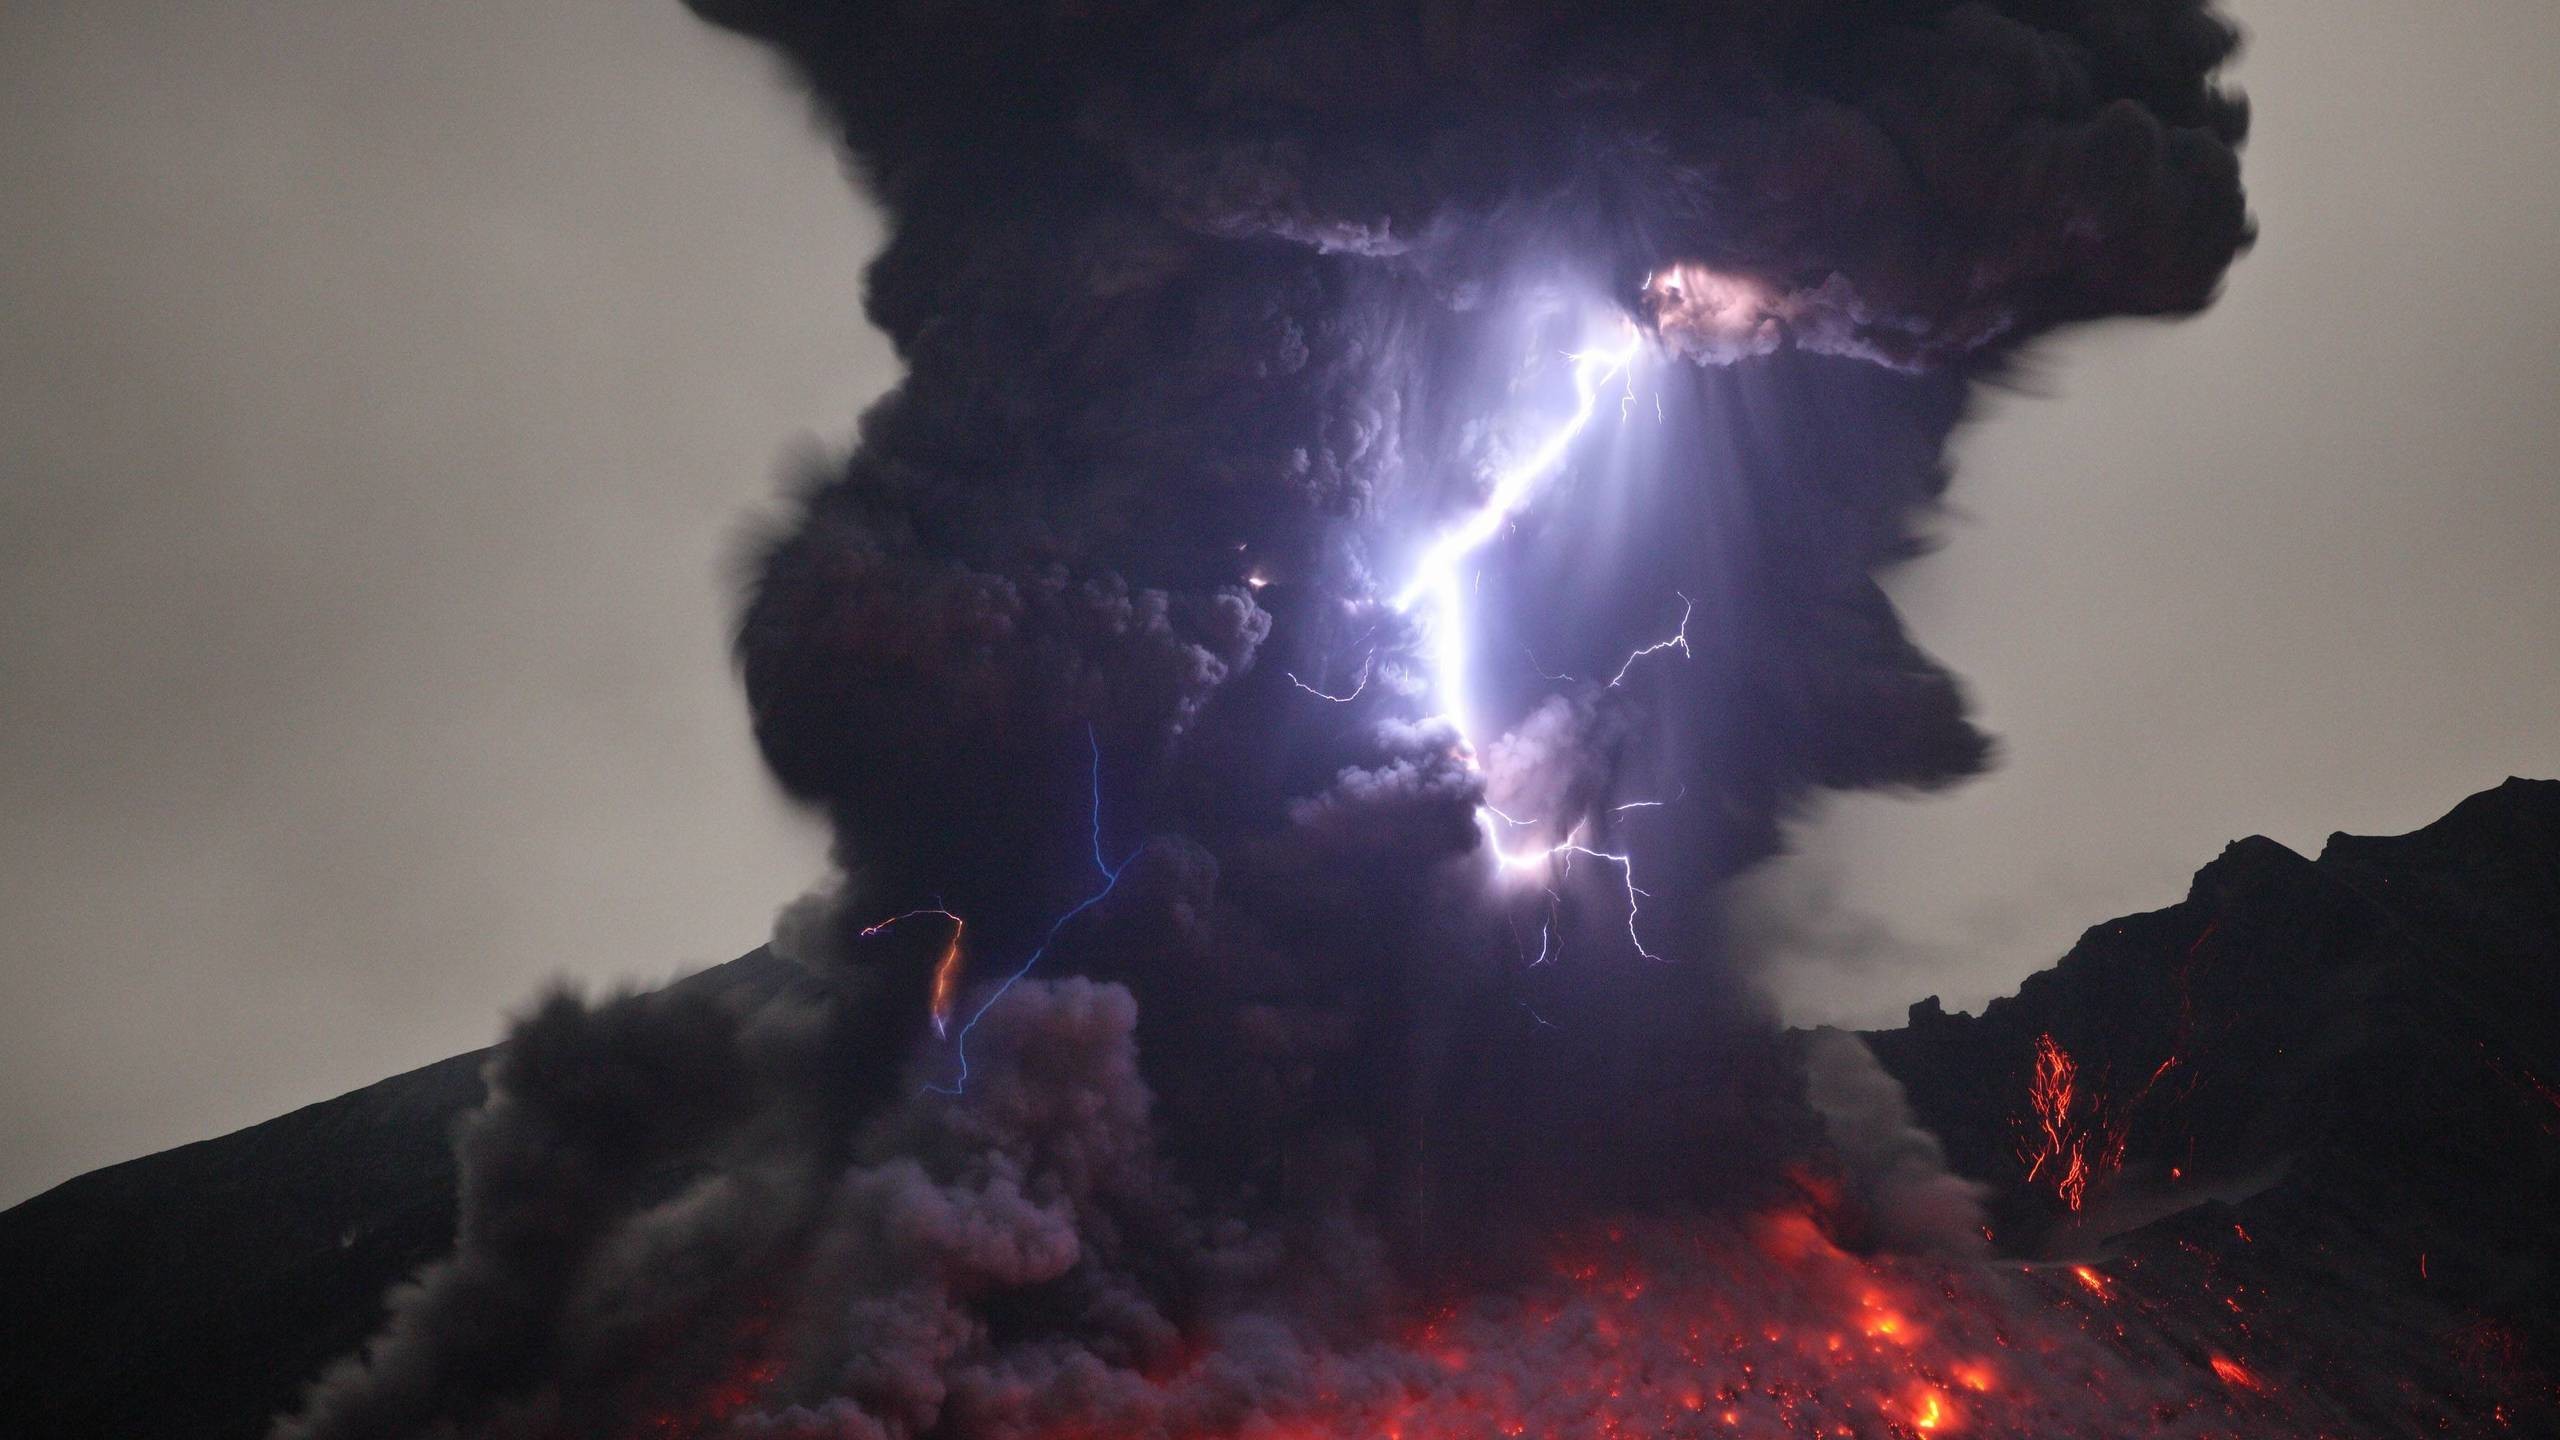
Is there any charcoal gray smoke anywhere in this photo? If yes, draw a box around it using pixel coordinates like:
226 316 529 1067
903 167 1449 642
1801 1027 1991 1257
276 3 2249 1435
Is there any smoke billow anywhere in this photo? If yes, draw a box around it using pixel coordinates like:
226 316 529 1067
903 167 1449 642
276 4 2249 1436
1801 1028 1991 1258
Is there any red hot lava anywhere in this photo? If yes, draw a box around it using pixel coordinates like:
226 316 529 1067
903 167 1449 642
2016 1034 2120 1212
607 1201 2544 1439
937 1215 2273 1440
2013 1030 2194 1214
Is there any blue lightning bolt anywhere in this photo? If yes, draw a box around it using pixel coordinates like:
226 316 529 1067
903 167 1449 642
925 725 1133 1096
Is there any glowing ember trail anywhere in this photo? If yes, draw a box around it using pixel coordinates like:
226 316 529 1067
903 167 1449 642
856 908 965 1036
2019 1034 2093 1210
2014 1033 2143 1212
2209 1355 2263 1392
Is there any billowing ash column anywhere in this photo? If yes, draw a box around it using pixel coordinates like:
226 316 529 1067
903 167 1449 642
274 5 2248 1438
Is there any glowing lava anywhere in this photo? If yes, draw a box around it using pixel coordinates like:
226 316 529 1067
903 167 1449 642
621 1203 2469 1439
1023 1212 2291 1440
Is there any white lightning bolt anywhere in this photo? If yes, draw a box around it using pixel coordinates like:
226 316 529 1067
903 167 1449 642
1607 593 1693 688
1381 317 1683 958
1551 837 1658 962
1285 651 1373 703
1394 323 1645 758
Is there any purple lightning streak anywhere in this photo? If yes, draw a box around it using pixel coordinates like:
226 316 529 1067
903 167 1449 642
925 725 1135 1096
1286 651 1373 703
1380 314 1685 962
1607 593 1693 687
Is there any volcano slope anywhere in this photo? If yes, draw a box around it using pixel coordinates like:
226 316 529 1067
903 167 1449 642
1864 776 2560 1432
2 780 2553 1438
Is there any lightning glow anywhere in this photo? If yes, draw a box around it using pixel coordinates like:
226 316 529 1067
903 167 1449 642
1606 593 1692 688
938 344 1686 1087
1381 315 1691 959
926 726 1134 1096
1393 322 1645 758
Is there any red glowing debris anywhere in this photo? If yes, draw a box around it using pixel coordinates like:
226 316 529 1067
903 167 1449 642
2209 1355 2264 1391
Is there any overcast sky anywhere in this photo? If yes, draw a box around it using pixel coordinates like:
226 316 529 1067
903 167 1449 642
3 0 2554 1207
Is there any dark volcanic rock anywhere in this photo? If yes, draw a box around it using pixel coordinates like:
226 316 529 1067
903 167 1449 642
0 948 805 1440
1865 777 2560 1431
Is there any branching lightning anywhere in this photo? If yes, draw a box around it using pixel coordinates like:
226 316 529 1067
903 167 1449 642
1606 593 1693 688
931 314 1678 1056
1550 835 1659 962
1383 317 1689 961
1393 323 1645 758
924 726 1135 1096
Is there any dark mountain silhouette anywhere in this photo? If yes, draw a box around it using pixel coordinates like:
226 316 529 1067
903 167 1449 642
0 948 810 1440
4 783 2553 1439
1866 776 2560 1432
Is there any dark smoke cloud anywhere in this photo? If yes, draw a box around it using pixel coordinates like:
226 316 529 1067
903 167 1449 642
277 2 2247 1434
713 0 2246 907
1800 1027 1990 1257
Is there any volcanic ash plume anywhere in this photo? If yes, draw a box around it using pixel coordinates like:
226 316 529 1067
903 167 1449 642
277 3 2255 1437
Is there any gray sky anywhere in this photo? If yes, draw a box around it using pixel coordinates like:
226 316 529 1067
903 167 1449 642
0 0 869 1205
1743 0 2560 1026
2 0 2554 1206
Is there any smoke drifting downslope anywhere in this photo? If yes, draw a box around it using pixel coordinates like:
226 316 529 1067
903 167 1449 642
277 4 2251 1437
